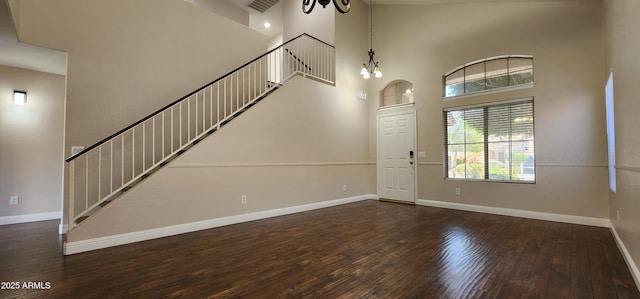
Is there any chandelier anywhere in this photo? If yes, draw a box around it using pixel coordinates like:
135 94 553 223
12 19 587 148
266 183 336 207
303 0 351 14
360 0 381 79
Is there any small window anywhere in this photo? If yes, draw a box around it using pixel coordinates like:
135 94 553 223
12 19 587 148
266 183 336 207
605 72 616 192
380 80 414 108
445 98 535 182
444 56 534 98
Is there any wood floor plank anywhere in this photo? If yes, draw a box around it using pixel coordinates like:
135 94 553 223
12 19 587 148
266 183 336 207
571 224 595 298
493 218 547 298
586 227 620 298
520 221 558 298
544 222 573 298
479 217 532 298
0 200 638 298
596 227 640 298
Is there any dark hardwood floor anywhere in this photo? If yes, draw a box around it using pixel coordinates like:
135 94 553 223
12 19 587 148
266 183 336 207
1 200 638 298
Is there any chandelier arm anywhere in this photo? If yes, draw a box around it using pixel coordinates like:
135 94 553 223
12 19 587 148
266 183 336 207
332 0 351 14
302 0 317 14
360 0 381 78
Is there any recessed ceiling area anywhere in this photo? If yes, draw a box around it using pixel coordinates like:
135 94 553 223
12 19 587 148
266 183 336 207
0 0 67 75
187 0 283 39
224 0 283 38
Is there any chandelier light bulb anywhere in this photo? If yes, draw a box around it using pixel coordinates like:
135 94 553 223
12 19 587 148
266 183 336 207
360 66 368 76
363 72 371 79
374 66 382 78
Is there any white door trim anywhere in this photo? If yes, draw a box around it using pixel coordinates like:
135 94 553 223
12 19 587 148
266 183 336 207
376 110 418 203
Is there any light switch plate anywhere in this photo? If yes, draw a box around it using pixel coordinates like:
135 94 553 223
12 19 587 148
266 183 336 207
358 90 368 100
9 196 19 205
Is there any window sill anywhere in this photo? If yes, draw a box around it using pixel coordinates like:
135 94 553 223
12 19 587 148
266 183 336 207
442 82 535 101
444 178 536 184
378 102 415 111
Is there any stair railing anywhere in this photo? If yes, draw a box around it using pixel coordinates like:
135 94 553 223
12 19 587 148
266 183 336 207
65 33 335 227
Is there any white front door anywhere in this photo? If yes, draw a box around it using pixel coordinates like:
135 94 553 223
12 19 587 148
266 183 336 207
377 111 416 203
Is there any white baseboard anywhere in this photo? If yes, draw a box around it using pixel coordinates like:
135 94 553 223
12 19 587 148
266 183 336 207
416 199 610 227
0 211 61 226
59 223 68 234
610 225 640 291
64 194 377 255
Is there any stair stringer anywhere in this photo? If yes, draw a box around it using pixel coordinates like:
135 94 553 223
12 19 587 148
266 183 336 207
64 75 375 252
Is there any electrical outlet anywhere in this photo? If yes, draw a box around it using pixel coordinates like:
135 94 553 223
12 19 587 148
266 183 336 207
455 188 461 196
9 196 19 205
241 195 247 204
343 185 347 192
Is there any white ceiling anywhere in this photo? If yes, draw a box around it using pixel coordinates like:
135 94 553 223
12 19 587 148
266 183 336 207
371 0 576 3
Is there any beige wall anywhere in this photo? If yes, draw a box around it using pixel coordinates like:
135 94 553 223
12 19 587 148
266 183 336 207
13 0 269 226
283 0 335 44
14 0 269 154
0 65 65 217
6 0 20 34
67 1 372 241
368 1 608 218
605 0 640 280
67 76 375 241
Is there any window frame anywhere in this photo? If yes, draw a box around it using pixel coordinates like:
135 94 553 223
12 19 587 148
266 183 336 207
442 55 534 99
605 71 616 192
443 97 536 183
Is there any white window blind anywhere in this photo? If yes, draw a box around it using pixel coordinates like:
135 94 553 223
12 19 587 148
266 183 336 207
445 98 535 182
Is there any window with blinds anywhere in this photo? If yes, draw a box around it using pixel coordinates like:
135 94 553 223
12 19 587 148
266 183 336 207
444 98 535 182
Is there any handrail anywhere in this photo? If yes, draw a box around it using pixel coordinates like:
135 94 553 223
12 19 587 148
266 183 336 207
285 49 311 72
65 33 336 227
66 33 334 162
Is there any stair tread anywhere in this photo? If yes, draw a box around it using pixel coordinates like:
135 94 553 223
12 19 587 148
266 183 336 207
75 216 90 224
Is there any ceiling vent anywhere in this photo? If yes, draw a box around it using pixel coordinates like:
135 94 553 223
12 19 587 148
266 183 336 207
247 0 280 13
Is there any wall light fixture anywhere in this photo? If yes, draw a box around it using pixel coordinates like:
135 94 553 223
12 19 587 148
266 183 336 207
13 90 27 106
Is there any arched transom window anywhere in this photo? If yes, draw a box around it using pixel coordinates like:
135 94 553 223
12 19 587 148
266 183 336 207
380 80 414 108
443 55 534 98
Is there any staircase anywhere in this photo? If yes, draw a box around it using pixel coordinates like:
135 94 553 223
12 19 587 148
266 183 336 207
65 34 335 228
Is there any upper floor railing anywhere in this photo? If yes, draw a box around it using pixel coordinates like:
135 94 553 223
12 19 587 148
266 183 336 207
65 33 335 227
